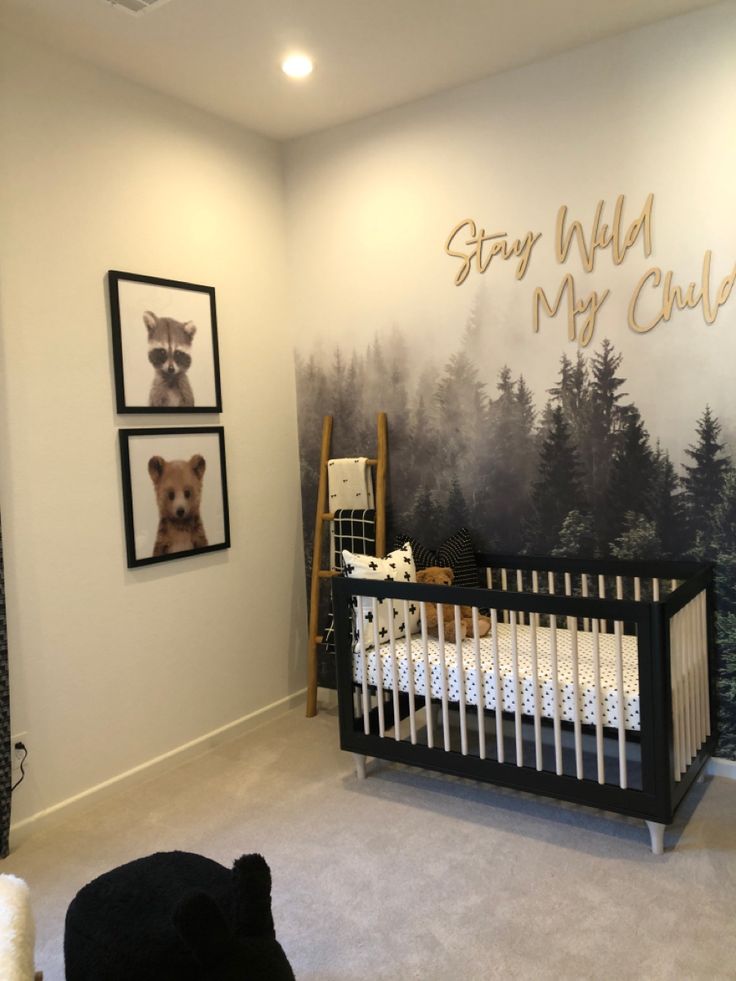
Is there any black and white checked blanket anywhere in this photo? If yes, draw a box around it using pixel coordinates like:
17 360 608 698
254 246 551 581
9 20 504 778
322 508 376 656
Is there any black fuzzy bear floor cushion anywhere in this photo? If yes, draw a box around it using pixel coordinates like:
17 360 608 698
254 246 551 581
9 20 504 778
64 851 295 981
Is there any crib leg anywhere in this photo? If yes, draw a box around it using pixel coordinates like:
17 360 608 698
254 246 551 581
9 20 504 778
353 753 367 780
645 820 666 856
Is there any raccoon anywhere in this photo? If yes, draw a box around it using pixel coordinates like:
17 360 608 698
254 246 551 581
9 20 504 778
144 310 196 408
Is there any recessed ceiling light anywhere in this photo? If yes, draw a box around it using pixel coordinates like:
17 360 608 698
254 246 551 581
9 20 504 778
282 54 313 79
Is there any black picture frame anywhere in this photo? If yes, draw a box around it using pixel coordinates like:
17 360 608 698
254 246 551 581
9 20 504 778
109 270 222 413
119 427 230 568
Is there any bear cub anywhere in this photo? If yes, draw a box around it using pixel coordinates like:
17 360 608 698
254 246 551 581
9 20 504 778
148 454 208 557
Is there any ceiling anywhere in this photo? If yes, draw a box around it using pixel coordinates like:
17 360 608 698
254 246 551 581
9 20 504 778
0 0 723 140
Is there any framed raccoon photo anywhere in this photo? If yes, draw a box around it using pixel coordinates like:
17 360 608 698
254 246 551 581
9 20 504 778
119 426 230 568
108 270 223 413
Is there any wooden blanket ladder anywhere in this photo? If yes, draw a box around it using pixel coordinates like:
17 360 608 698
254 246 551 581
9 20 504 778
306 412 387 717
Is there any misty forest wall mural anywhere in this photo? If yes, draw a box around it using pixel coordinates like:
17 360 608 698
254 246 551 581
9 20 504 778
296 317 736 759
289 8 736 759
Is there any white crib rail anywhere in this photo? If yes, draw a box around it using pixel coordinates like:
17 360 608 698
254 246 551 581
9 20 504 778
669 589 710 781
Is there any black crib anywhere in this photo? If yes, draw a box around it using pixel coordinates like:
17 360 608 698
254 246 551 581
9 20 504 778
332 553 716 854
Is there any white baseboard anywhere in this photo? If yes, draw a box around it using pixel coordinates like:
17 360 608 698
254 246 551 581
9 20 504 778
9 688 306 849
707 756 736 780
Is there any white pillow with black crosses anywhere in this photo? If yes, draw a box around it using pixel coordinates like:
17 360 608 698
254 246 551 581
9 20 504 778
342 543 420 652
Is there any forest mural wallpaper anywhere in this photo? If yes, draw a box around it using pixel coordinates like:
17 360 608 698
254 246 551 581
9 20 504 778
296 321 736 759
289 6 736 759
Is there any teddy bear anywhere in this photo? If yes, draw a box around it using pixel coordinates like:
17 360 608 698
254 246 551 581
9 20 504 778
148 454 208 557
64 851 295 981
416 567 491 642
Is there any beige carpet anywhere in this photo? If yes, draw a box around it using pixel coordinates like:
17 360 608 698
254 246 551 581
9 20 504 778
3 704 736 980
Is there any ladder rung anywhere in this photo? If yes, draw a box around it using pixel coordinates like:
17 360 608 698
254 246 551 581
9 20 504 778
325 457 377 470
318 569 339 578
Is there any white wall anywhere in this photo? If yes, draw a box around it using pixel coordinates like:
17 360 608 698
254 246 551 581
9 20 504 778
285 1 736 467
0 31 306 826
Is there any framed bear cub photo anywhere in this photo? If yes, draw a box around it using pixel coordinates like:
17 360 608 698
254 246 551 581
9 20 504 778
109 270 222 413
119 427 230 568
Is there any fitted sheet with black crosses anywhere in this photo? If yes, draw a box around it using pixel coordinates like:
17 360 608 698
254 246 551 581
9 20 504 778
353 621 641 730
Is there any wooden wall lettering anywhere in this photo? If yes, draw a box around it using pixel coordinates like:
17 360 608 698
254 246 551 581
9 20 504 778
444 219 540 286
445 192 734 346
628 251 736 333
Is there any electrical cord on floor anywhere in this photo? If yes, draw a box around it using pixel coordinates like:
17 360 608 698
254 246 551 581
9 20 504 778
11 741 27 792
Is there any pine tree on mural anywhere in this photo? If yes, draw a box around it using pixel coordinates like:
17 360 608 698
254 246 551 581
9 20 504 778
649 444 689 557
434 351 487 466
605 408 655 549
551 509 595 557
683 405 731 552
548 351 590 454
610 512 660 560
529 405 586 553
486 367 537 551
446 476 471 538
707 468 736 757
587 340 629 551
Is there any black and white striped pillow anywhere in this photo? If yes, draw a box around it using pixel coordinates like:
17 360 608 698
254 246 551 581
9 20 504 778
392 527 480 589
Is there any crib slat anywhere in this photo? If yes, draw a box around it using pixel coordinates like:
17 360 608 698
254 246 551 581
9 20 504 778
615 620 628 789
530 613 542 771
455 604 468 757
616 575 623 601
436 604 451 753
598 574 606 634
690 597 703 758
357 597 370 735
699 591 711 739
387 600 401 742
677 609 688 773
570 618 583 780
510 611 523 767
472 607 486 760
681 602 694 767
501 568 509 624
581 573 590 632
549 615 563 775
372 599 385 738
403 600 417 745
592 619 605 784
490 608 504 764
685 599 696 764
634 576 641 602
419 602 433 749
547 571 555 630
697 592 708 747
652 578 660 602
531 570 541 632
670 609 683 780
516 569 525 625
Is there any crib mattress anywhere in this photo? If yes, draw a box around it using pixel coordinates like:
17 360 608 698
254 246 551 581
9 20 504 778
353 621 641 730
